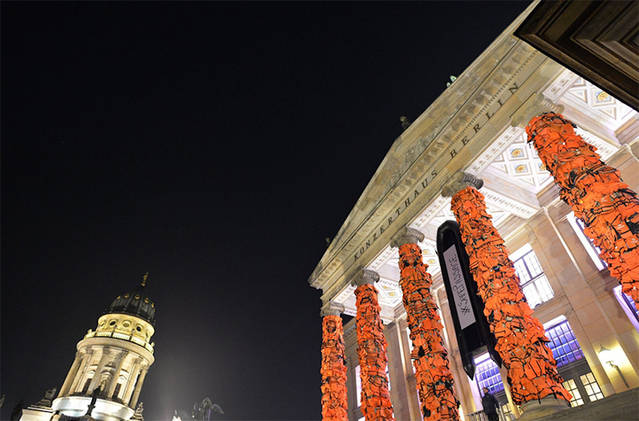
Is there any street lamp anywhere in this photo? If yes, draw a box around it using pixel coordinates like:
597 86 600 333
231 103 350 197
598 346 629 388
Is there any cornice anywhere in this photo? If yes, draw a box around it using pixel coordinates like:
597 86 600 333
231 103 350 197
309 3 563 306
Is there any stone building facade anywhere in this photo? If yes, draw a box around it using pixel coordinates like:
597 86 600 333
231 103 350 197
312 2 639 420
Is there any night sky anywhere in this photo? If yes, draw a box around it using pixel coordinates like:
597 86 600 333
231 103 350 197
2 2 529 420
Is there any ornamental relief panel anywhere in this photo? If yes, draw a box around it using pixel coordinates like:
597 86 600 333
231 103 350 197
564 78 635 128
544 68 636 132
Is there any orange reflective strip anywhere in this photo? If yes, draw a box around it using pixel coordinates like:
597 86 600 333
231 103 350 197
398 243 460 420
320 315 348 421
451 186 571 405
527 112 639 309
355 284 395 421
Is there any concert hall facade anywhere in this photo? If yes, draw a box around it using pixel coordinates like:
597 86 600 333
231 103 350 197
311 2 639 420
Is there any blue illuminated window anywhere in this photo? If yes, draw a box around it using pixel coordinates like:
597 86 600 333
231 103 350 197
546 320 584 367
474 354 504 393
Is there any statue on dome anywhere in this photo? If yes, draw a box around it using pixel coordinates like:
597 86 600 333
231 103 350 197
131 402 144 420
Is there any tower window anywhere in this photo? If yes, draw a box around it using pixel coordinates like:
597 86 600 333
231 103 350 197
113 383 122 399
81 378 92 394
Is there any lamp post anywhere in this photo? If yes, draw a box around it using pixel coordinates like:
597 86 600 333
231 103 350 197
598 346 630 389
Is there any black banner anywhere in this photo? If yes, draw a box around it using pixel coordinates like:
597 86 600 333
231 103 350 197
436 220 501 379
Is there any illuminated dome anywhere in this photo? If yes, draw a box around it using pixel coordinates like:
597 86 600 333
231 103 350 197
51 272 156 420
107 273 156 325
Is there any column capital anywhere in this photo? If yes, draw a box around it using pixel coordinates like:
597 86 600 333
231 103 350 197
441 172 484 197
511 93 564 129
350 268 380 287
321 302 345 317
390 227 424 248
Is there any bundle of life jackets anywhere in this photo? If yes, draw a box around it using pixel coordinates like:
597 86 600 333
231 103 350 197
321 315 349 421
527 112 639 310
355 284 395 421
398 242 460 420
451 186 572 405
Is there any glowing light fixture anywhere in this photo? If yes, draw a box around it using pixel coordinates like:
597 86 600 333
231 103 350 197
598 346 629 388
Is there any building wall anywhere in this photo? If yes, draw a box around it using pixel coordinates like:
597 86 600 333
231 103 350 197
342 139 639 420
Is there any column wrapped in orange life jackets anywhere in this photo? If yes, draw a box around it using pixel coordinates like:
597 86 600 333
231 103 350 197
451 186 571 405
355 283 395 421
527 112 639 309
398 243 459 420
321 315 348 421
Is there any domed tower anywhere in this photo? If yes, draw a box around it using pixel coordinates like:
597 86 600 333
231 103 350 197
52 275 156 421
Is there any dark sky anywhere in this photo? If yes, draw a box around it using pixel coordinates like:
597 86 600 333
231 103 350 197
2 2 529 420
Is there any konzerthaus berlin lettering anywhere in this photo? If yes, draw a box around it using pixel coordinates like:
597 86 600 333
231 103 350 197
310 2 639 420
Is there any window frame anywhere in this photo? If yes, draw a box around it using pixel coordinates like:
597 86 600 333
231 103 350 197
562 378 585 407
511 245 554 308
473 352 505 395
544 318 585 368
579 372 604 402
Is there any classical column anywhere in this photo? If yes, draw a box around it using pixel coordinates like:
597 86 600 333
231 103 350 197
88 348 111 393
69 349 93 394
391 227 459 421
106 351 128 398
385 320 416 420
526 112 639 309
434 288 477 416
320 302 348 421
59 352 82 397
130 366 148 408
352 269 395 421
123 360 142 405
446 174 571 416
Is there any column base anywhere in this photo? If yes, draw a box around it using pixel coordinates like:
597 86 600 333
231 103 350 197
518 396 570 421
